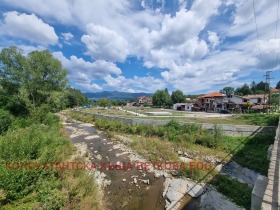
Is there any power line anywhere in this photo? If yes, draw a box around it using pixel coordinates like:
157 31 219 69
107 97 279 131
252 0 263 69
273 0 280 70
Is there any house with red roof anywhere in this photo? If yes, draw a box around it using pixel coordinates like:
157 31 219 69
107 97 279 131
197 92 225 112
197 91 270 112
136 96 153 106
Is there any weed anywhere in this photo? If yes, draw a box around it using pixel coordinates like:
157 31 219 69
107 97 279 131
210 174 252 210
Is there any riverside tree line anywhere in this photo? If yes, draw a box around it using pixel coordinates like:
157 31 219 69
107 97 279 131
0 47 100 209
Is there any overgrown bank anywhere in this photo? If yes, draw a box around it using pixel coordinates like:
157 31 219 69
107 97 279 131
0 113 101 209
0 47 101 209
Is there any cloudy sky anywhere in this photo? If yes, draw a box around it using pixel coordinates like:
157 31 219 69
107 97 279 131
0 0 280 94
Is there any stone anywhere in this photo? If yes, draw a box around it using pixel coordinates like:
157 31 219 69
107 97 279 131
215 164 223 172
154 172 161 178
186 183 205 197
142 179 150 185
180 157 192 162
96 154 102 160
123 178 126 182
178 150 183 155
163 172 172 178
134 178 137 184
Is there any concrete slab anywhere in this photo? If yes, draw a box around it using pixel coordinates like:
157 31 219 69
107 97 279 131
251 175 268 210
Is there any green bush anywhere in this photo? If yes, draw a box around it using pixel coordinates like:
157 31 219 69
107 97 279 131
95 117 224 149
42 112 60 127
0 109 13 135
30 104 52 123
0 125 71 202
9 117 34 130
67 111 94 123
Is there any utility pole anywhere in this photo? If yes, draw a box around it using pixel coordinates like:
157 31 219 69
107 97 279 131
279 88 280 112
264 71 272 113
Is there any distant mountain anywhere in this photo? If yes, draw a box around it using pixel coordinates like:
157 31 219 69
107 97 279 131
83 91 153 100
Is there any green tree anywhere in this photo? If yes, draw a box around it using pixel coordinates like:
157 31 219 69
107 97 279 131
235 84 252 96
276 81 280 89
0 109 13 135
220 87 234 95
250 81 257 93
99 98 109 107
171 90 186 104
0 46 68 115
152 90 171 107
255 81 267 93
65 88 88 107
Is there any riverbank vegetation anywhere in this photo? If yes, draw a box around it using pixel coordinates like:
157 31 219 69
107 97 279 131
0 47 101 209
71 112 276 175
69 111 277 210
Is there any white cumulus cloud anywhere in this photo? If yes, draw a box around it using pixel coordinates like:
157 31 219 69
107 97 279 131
61 32 74 41
1 11 58 46
81 23 129 62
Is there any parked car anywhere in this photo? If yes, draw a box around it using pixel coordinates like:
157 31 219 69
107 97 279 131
220 110 231 114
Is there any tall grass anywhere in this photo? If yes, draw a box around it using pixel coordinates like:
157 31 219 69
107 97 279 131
0 113 101 209
95 119 224 149
210 174 252 210
67 111 95 123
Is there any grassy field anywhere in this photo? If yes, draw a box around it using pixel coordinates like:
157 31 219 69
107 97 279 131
82 107 279 126
223 134 275 175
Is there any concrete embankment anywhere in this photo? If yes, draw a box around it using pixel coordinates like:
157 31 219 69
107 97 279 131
251 116 280 210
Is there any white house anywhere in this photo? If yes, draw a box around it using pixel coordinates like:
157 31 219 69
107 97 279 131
244 94 267 104
173 103 193 111
225 95 244 104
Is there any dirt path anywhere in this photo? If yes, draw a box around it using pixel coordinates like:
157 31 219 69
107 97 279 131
61 114 166 210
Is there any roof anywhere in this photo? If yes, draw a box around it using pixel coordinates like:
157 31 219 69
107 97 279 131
198 92 225 98
138 96 152 100
231 94 246 99
271 88 279 93
244 94 266 99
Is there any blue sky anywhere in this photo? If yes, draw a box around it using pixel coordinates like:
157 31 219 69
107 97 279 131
0 0 279 94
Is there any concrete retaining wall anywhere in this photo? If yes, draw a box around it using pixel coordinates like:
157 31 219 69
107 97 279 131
75 111 276 137
261 117 280 210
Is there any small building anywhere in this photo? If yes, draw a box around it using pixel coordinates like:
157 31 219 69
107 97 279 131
173 103 193 111
243 94 267 104
136 96 153 106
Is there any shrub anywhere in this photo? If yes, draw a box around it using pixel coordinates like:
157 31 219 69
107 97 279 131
0 109 13 135
0 125 71 202
9 117 34 131
42 113 60 126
